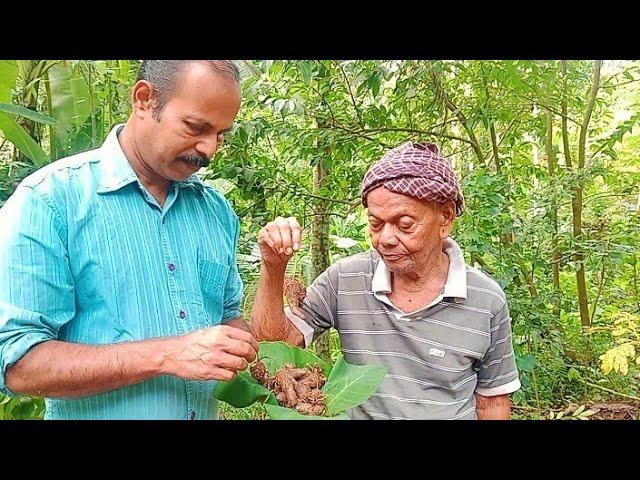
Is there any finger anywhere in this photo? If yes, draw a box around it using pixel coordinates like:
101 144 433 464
288 218 302 251
217 337 258 363
211 351 249 371
223 326 260 353
266 222 284 254
207 367 237 382
276 218 294 255
258 227 277 252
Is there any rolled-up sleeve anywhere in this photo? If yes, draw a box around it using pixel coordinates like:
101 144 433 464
0 186 75 395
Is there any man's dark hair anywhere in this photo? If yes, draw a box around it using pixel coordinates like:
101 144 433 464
136 60 240 120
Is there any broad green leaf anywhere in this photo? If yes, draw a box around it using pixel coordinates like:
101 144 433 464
0 102 56 125
48 62 92 147
265 404 349 420
237 125 248 144
213 370 276 408
0 60 18 102
298 61 313 82
0 112 49 166
323 355 387 416
516 354 537 373
369 72 381 98
258 341 331 376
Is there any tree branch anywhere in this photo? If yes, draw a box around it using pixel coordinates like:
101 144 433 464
335 61 363 127
561 61 573 169
578 60 602 169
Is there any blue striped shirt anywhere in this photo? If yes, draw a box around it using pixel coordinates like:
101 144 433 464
0 125 243 419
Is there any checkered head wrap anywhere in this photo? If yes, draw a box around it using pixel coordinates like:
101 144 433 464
360 142 465 216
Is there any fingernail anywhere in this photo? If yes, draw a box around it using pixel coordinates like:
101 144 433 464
286 247 293 255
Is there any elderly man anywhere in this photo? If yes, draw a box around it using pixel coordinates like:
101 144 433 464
0 61 258 419
252 142 520 420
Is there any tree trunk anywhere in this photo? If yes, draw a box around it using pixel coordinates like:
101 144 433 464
517 258 538 299
546 108 561 318
489 122 502 173
311 118 332 362
562 60 601 328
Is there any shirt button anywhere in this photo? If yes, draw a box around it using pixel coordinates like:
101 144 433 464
190 410 196 420
179 310 186 319
168 263 176 272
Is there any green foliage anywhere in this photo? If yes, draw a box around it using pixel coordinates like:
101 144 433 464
590 311 640 376
0 395 44 420
0 112 49 166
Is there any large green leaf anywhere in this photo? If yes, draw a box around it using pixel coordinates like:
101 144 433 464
0 60 18 102
257 341 331 376
213 370 276 408
516 354 537 373
264 404 349 420
323 355 388 416
48 62 92 148
213 342 386 420
0 103 56 125
0 112 49 166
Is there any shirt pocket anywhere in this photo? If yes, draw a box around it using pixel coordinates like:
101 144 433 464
197 257 230 327
400 321 489 392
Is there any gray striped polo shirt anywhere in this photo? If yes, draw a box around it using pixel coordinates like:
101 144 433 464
287 238 521 420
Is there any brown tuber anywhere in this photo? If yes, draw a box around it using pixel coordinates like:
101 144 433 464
250 360 328 416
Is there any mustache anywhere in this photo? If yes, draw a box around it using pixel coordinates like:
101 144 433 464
177 153 210 168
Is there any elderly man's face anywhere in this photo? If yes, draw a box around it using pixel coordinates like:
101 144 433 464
136 62 241 182
367 186 454 274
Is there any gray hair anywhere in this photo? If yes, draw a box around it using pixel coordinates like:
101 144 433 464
136 60 240 119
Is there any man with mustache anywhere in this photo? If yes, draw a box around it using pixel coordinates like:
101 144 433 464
0 61 258 419
251 142 521 419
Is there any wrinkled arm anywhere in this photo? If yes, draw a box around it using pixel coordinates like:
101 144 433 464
475 393 511 420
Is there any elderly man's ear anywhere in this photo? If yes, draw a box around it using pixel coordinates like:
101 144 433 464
440 201 456 238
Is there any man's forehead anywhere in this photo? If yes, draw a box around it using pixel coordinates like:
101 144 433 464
367 199 426 218
367 188 424 207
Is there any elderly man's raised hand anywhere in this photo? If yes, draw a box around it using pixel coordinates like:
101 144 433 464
258 216 303 269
